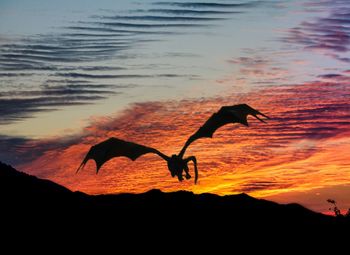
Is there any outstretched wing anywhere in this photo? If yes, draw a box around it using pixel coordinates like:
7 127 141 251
179 104 269 157
76 137 169 173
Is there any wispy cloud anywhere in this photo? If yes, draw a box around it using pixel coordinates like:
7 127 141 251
1 0 349 215
0 0 249 124
153 1 262 8
0 77 124 124
99 15 225 22
53 72 195 79
143 9 242 15
0 95 107 124
87 21 209 29
53 72 149 79
227 55 290 83
0 73 34 77
239 181 292 193
283 0 350 63
5 73 349 197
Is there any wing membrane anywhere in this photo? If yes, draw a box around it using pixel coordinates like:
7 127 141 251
76 138 169 173
179 104 269 157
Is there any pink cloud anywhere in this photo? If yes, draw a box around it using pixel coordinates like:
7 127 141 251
12 74 349 209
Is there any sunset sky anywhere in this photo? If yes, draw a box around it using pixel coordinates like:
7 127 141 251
1 0 349 214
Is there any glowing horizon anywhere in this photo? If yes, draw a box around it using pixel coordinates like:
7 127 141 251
1 0 350 214
14 74 350 213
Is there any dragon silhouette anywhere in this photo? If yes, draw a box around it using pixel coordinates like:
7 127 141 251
76 104 269 184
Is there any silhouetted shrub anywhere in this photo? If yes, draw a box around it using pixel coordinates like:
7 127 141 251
327 199 350 218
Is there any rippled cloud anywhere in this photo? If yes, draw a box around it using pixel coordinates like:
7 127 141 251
0 78 128 124
154 1 262 8
283 0 350 63
3 73 348 198
1 0 253 124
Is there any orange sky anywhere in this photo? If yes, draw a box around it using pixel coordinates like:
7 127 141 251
16 72 350 214
2 0 350 217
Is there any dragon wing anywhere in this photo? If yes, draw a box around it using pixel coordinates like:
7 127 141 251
76 137 169 173
179 104 269 157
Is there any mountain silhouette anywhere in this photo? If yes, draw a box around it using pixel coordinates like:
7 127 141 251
1 161 348 234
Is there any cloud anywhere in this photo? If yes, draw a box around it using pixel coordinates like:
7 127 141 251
60 32 134 38
1 1 252 125
238 181 292 193
282 0 350 61
100 15 225 22
144 9 242 15
77 66 126 71
318 73 343 79
325 53 350 63
0 95 108 124
66 25 154 34
1 53 93 62
0 135 81 167
228 56 271 69
227 55 289 82
53 72 149 79
0 63 60 71
53 72 195 79
0 88 115 97
0 78 121 124
0 0 260 70
0 73 34 77
1 0 349 214
153 2 261 8
3 73 349 197
91 21 209 29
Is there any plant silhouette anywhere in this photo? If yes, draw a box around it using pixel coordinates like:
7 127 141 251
327 199 350 218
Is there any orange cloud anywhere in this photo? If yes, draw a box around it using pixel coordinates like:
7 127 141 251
14 73 350 213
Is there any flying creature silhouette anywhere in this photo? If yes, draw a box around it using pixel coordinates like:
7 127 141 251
76 104 269 184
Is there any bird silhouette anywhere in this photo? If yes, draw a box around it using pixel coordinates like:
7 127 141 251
76 104 269 184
